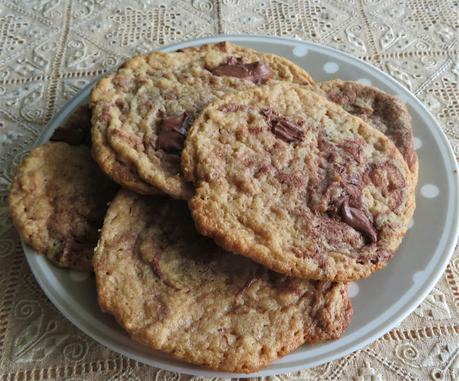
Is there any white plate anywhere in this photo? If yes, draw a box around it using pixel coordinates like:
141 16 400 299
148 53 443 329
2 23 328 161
24 35 459 378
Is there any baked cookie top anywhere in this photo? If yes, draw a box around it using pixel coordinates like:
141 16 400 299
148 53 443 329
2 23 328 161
93 190 352 373
320 80 417 179
9 142 117 270
90 105 162 195
90 42 315 199
182 83 416 281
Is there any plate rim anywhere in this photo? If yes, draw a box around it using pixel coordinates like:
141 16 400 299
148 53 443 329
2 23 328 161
24 34 459 378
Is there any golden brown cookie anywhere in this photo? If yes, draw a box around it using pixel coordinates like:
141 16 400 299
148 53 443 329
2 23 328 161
182 83 416 281
91 42 315 199
90 49 205 196
320 80 418 181
94 190 352 373
9 142 117 270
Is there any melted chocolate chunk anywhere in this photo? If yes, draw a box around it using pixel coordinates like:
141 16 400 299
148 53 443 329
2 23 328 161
271 118 305 143
157 113 190 154
340 199 377 244
210 57 273 84
261 108 304 143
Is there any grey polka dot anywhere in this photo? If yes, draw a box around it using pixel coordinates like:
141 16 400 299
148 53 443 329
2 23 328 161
292 45 308 57
348 282 359 298
421 184 439 198
323 62 339 74
412 271 425 284
357 78 372 85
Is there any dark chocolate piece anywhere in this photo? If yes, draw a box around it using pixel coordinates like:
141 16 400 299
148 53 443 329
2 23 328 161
340 199 377 244
210 57 273 84
261 108 304 143
157 113 190 154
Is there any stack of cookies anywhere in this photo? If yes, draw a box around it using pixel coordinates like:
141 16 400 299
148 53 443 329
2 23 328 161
9 42 417 373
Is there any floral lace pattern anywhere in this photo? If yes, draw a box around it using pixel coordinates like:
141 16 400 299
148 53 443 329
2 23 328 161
0 0 458 379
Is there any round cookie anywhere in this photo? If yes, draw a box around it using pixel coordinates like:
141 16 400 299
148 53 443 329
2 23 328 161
94 190 352 373
182 83 416 281
9 142 117 271
320 80 418 181
90 50 205 196
91 42 315 199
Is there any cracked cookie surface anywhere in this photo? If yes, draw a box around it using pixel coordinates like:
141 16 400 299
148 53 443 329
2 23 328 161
93 190 352 373
9 142 117 270
182 83 416 281
91 42 314 199
320 80 417 182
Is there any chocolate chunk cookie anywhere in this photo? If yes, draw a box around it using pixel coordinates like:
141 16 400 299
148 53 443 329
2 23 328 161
182 83 416 281
91 42 315 199
9 142 117 270
320 80 418 181
91 49 206 196
94 190 352 373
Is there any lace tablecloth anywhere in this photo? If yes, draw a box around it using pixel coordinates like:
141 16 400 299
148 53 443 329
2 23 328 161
1 1 458 380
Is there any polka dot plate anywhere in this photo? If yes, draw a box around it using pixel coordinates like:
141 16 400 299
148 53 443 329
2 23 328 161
24 35 459 378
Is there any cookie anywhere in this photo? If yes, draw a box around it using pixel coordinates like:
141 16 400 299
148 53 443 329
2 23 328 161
9 142 117 270
90 50 204 196
320 80 418 180
91 42 315 199
94 190 352 373
182 83 416 281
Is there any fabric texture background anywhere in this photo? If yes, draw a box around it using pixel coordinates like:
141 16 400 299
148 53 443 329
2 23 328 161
0 0 458 380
